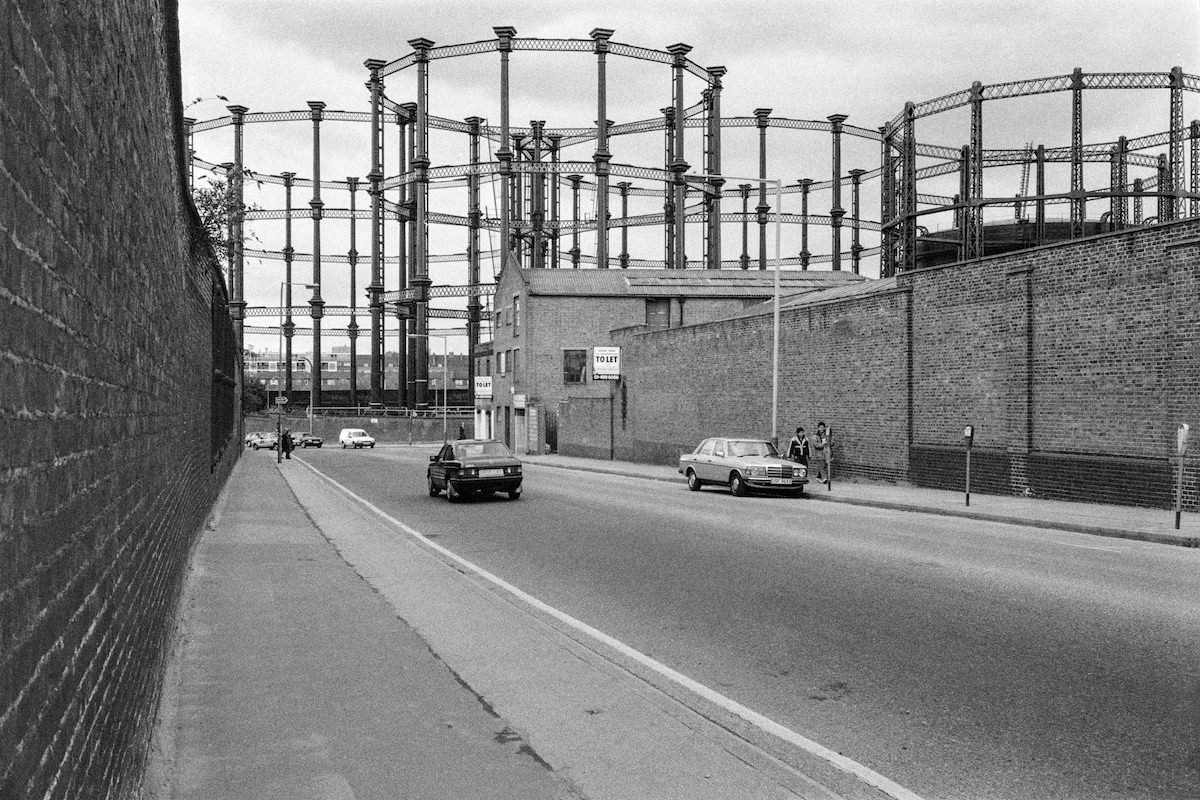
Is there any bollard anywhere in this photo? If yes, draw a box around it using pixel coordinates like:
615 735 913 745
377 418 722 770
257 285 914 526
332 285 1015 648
963 425 975 506
1175 423 1189 530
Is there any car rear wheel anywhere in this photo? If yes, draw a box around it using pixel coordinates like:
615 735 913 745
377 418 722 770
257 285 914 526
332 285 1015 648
729 472 747 497
686 469 702 491
428 477 440 497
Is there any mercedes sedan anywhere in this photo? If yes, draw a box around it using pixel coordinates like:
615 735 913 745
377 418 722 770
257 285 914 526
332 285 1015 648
428 439 523 502
678 437 807 497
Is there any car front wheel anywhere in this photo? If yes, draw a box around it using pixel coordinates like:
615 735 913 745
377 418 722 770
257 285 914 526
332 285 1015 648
729 472 748 497
686 470 702 491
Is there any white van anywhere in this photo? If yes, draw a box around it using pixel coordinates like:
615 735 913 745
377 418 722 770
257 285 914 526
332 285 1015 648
338 428 376 449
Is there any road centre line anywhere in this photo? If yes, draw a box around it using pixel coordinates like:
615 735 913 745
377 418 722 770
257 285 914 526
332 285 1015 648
297 459 926 800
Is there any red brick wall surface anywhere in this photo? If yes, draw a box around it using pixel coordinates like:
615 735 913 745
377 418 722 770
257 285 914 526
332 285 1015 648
0 2 239 798
602 285 912 480
564 220 1200 510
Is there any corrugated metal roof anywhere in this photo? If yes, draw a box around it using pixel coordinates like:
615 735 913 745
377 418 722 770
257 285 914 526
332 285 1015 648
521 267 868 298
730 276 901 318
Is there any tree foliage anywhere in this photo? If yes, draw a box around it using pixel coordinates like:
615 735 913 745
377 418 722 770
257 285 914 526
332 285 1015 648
192 173 259 261
242 381 268 414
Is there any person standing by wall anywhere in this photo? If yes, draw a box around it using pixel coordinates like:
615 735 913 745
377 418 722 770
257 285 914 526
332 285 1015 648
787 426 809 467
813 421 830 484
281 428 293 460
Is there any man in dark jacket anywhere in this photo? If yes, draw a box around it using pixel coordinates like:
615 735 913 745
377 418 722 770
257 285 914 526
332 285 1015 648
787 427 809 466
281 429 293 459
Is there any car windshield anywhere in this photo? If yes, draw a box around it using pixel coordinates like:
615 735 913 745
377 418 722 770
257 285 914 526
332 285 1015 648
728 440 777 458
456 441 513 459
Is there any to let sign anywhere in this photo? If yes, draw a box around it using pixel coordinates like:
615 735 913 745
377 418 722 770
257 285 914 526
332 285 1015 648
474 376 493 399
592 346 621 380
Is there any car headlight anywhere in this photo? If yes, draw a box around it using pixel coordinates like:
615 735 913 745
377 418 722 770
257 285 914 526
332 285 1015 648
797 465 807 478
748 465 767 477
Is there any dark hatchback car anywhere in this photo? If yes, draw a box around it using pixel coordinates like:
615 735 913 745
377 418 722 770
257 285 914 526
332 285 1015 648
428 439 523 502
293 432 323 448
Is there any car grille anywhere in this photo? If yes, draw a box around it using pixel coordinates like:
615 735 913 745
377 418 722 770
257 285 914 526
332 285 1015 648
765 464 793 478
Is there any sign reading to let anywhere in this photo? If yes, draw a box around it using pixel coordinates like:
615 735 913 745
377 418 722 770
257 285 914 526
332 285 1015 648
474 376 493 399
592 346 621 380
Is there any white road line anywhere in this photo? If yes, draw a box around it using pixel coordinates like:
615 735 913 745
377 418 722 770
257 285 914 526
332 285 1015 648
297 458 926 800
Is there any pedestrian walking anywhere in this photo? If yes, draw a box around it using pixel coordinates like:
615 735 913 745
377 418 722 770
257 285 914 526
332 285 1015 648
786 427 809 467
813 421 830 484
281 428 293 460
458 422 467 440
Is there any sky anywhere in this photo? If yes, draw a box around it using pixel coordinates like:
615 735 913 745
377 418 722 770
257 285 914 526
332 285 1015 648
178 0 1200 355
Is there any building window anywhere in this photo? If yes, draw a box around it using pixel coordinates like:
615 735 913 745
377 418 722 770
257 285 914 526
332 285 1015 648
498 350 507 375
646 298 670 329
512 348 519 377
563 349 587 383
512 295 520 333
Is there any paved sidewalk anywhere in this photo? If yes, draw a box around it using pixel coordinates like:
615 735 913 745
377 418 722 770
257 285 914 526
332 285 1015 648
147 456 583 800
521 452 1200 548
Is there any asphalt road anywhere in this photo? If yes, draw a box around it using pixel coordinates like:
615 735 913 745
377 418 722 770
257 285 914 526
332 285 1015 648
297 445 1200 800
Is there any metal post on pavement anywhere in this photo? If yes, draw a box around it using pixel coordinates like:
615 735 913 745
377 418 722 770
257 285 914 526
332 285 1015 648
274 396 288 464
1175 423 1189 529
825 425 833 491
683 171 780 446
408 331 451 443
963 424 975 506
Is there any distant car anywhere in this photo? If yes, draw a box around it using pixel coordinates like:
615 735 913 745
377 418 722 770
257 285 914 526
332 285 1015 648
678 437 807 497
248 432 279 451
338 428 375 449
245 431 270 448
427 439 522 502
293 432 323 448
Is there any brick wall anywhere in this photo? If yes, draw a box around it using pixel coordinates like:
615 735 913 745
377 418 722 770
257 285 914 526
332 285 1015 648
598 283 912 481
0 2 239 798
568 220 1200 510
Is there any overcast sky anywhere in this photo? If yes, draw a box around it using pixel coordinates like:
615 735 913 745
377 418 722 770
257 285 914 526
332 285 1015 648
178 1 1200 353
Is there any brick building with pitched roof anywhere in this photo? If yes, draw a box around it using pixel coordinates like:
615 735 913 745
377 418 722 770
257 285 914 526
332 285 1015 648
479 264 868 453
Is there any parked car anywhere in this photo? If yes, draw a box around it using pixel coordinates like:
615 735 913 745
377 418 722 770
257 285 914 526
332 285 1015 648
427 439 522 502
293 432 323 448
248 432 279 451
245 431 270 448
338 428 376 449
678 437 807 497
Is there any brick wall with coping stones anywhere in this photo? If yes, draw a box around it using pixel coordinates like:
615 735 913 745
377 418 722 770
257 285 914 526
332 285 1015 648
610 285 912 480
0 1 238 798
582 219 1200 510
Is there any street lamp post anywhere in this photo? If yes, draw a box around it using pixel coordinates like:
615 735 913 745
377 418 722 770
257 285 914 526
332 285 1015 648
276 354 315 465
279 281 319 403
407 332 451 443
685 172 782 446
277 282 318 464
